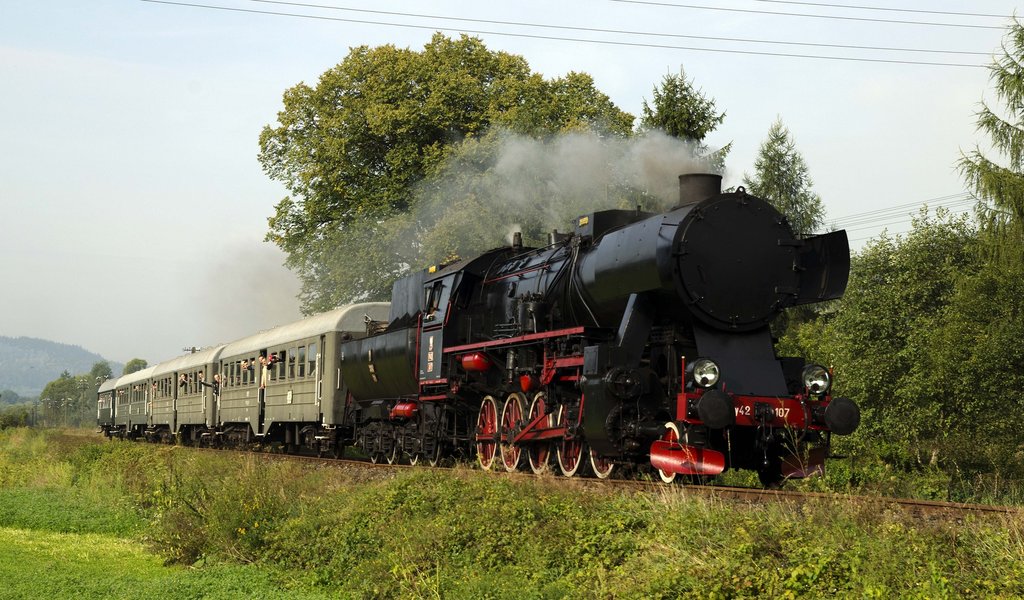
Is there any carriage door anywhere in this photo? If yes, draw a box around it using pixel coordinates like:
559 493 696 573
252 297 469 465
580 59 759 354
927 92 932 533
258 348 267 433
315 335 324 408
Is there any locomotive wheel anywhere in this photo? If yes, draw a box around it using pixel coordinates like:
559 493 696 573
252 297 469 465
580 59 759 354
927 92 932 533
500 392 527 472
526 392 553 475
589 447 615 479
556 405 584 477
657 422 682 484
475 395 499 471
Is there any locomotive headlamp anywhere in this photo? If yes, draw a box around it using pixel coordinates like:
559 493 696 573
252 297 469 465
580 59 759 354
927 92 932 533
802 364 832 396
691 358 721 388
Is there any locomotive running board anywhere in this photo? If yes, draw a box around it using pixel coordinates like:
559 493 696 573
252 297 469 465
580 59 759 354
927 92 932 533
649 440 726 476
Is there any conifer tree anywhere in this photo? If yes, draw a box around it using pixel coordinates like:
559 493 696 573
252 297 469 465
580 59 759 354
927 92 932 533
743 118 824 237
639 68 729 168
959 19 1024 253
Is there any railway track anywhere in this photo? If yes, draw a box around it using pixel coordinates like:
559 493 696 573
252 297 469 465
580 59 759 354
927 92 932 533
177 442 1020 519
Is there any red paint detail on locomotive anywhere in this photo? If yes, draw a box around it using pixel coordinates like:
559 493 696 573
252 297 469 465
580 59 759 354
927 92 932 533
460 353 493 372
519 374 537 393
444 326 586 353
512 409 567 444
649 440 726 476
390 402 418 420
677 391 811 429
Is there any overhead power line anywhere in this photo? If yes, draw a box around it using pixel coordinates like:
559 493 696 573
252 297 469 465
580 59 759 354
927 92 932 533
832 192 974 226
831 192 980 242
609 0 1008 30
249 0 990 57
140 0 987 68
753 0 1012 20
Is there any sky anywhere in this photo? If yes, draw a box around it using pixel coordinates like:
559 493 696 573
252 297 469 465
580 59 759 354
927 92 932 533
0 0 1017 365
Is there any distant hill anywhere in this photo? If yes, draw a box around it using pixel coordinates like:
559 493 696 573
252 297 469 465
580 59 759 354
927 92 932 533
0 336 123 398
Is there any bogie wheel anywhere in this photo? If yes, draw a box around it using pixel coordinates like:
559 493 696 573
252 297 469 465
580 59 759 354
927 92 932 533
500 392 527 472
589 447 615 479
657 422 682 484
556 404 584 477
475 395 499 471
526 392 553 475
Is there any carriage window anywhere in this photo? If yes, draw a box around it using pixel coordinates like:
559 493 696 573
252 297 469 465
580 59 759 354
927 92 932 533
288 348 296 379
308 342 318 378
298 346 306 378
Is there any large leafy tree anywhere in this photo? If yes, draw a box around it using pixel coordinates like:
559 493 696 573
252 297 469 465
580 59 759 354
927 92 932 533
780 211 979 467
940 20 1024 473
123 358 147 375
260 34 633 311
90 361 113 381
638 68 729 168
776 23 1024 484
40 370 93 427
743 118 825 237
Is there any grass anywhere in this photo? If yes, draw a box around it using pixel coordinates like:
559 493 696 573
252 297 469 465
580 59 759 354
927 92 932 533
1 427 1023 598
0 527 336 599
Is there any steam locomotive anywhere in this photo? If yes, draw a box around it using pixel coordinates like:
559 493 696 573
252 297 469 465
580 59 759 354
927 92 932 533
99 172 859 486
338 172 859 485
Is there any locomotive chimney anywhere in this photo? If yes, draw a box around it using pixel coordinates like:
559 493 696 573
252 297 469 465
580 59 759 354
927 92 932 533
512 231 523 249
678 173 723 206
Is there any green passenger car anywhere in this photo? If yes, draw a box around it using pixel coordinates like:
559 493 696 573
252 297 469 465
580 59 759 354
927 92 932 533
215 303 390 450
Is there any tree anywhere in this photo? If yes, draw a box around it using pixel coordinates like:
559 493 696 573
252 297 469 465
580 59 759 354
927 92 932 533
0 389 20 406
959 20 1024 235
259 33 634 312
742 118 825 237
638 68 729 168
944 20 1024 475
779 211 981 467
39 370 92 427
123 359 147 375
90 361 113 381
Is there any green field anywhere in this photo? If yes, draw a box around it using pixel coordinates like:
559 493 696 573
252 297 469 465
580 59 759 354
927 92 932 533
0 527 335 599
1 428 1022 599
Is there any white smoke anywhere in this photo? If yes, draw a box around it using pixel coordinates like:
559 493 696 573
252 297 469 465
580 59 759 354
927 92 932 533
405 128 719 263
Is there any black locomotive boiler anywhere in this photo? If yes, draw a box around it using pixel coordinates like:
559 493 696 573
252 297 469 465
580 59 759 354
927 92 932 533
339 173 860 484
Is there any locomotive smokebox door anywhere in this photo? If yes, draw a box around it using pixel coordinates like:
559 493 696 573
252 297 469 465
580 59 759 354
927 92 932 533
673 194 801 332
